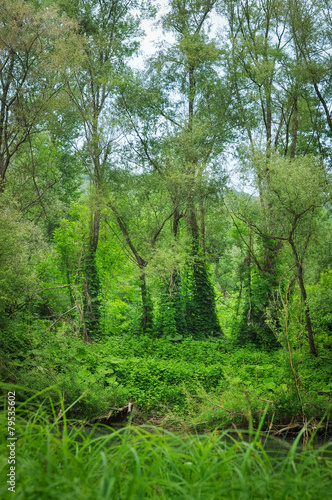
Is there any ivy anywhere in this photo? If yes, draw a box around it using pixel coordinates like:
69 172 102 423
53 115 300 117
185 260 222 339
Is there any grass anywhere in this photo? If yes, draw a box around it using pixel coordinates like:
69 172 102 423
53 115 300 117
1 390 332 499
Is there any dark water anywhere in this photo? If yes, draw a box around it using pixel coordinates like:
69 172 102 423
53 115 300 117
69 423 332 458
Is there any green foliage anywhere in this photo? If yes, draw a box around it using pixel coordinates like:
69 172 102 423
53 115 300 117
6 133 82 238
7 330 331 427
237 267 280 348
156 281 178 338
307 269 332 342
2 3 332 479
0 202 44 321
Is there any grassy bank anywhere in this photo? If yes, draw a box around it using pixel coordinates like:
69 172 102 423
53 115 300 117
1 396 332 500
3 332 332 429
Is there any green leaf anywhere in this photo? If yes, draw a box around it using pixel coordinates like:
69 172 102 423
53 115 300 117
166 335 183 342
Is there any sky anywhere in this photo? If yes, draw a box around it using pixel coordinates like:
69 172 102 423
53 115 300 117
130 2 172 69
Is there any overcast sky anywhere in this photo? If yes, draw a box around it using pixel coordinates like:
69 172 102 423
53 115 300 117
130 4 226 69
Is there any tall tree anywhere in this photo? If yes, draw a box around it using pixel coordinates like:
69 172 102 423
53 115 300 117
0 0 75 191
105 169 181 334
121 0 233 337
58 0 144 337
223 0 328 344
229 153 331 355
288 0 332 142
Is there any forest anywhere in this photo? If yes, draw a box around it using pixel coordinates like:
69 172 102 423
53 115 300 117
1 0 332 498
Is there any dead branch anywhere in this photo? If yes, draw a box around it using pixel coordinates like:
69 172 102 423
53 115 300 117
45 306 77 332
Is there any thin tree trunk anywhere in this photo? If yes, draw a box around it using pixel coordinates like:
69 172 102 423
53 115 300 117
290 96 298 159
108 204 155 333
189 205 200 253
188 65 195 132
297 263 317 356
0 156 8 192
66 264 74 309
265 89 272 154
313 81 332 133
290 239 317 356
140 271 152 334
247 233 252 326
200 201 206 256
173 205 181 239
91 209 100 251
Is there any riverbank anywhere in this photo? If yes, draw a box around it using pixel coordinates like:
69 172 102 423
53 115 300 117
1 403 331 500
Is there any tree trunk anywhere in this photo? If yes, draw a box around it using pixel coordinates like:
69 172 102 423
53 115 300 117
189 205 200 254
82 210 101 338
172 205 181 239
139 271 153 334
186 205 222 337
290 96 298 159
0 156 8 192
290 239 317 356
265 89 272 153
200 201 206 256
297 263 317 356
91 209 100 252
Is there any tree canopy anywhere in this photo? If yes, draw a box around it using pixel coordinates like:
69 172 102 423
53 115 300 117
1 0 332 406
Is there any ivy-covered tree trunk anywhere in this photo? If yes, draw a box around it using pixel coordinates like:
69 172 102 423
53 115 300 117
186 206 222 338
170 270 187 336
82 210 101 339
158 270 187 339
237 238 281 347
191 260 222 338
139 271 153 335
157 280 178 339
157 202 187 338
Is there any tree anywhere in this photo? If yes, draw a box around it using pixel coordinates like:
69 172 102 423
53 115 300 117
223 0 331 345
230 153 331 355
288 0 332 142
0 0 75 191
57 0 144 337
0 196 45 335
105 170 180 334
120 0 233 337
4 131 82 239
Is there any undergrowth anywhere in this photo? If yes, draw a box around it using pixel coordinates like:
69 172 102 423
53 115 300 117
1 331 332 426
